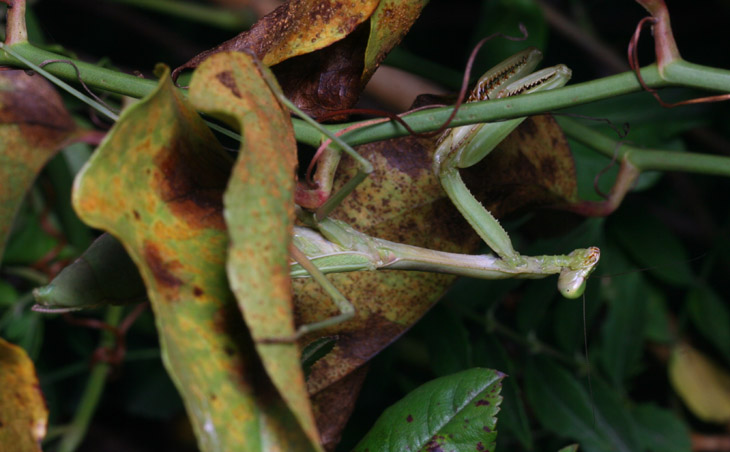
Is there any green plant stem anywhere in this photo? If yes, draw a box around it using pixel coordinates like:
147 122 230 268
106 0 256 30
57 306 124 452
557 117 730 177
0 42 158 98
664 60 730 92
2 42 730 154
292 66 675 146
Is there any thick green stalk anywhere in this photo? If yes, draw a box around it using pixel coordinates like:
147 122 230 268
0 42 158 98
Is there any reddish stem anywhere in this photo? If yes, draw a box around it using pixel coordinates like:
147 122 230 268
0 0 27 45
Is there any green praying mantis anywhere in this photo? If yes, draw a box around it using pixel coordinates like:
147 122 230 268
34 47 600 340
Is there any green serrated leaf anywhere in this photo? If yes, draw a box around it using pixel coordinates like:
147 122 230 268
353 368 504 452
476 337 533 451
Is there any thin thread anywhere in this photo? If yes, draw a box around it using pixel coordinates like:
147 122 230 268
583 292 596 428
38 59 119 115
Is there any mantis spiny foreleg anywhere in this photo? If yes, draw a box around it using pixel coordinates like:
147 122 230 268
433 48 599 298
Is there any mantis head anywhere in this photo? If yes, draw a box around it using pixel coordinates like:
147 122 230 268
557 246 601 299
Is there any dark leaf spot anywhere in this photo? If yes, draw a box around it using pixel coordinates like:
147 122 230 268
216 70 242 98
154 136 230 230
143 242 183 289
406 414 413 423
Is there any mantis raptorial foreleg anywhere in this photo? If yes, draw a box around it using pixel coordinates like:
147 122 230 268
432 48 599 298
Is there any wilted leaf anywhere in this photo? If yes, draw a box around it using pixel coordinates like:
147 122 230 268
0 337 47 452
352 368 503 452
0 70 83 260
669 343 730 423
189 51 320 447
72 68 319 452
300 115 579 397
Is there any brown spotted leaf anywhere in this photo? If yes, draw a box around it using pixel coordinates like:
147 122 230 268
0 337 47 452
173 0 379 76
174 0 428 117
189 52 320 448
461 114 579 214
72 68 319 452
298 115 578 396
0 70 83 260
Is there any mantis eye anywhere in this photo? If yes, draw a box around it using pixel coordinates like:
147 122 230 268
557 247 600 299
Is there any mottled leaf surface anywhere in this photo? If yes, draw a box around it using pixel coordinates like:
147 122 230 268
353 368 503 452
0 70 81 260
0 337 47 452
175 0 428 117
173 0 379 77
298 116 579 396
189 52 319 447
461 115 579 213
72 69 318 452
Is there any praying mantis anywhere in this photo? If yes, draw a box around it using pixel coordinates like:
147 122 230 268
34 48 600 336
285 47 600 338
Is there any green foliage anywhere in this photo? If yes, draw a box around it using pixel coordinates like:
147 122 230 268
353 368 503 452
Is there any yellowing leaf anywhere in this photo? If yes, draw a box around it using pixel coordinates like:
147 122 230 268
669 343 730 423
189 52 321 449
0 337 47 452
72 67 318 452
